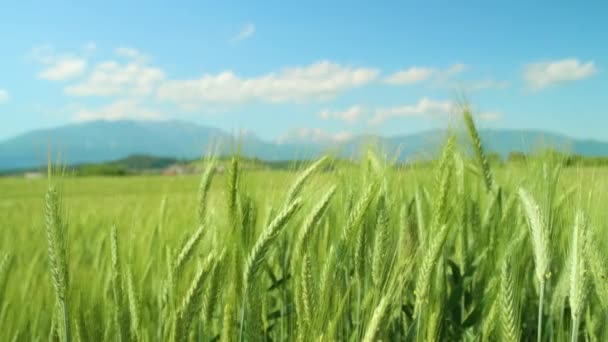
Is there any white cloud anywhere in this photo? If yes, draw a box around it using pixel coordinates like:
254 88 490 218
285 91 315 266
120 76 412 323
66 60 165 96
478 111 503 121
157 61 379 106
38 57 87 81
115 47 148 62
445 63 466 76
232 23 255 42
384 67 435 85
31 45 87 81
30 45 56 64
277 127 353 145
369 97 453 125
524 58 597 89
318 109 330 120
318 105 364 124
0 89 9 104
467 80 510 91
83 42 97 53
385 64 466 87
430 63 467 88
332 131 353 142
72 99 163 122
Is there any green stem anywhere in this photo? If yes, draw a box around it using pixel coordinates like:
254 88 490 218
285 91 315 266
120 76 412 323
238 297 245 342
571 316 579 342
62 299 70 342
537 281 544 342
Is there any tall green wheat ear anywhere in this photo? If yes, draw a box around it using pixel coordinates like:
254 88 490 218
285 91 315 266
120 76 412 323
158 194 168 234
173 253 216 342
74 299 88 342
348 180 380 282
318 286 352 341
296 251 314 340
126 266 140 342
227 155 240 224
318 245 337 311
297 185 336 252
499 258 521 342
111 225 130 342
285 156 328 204
354 207 369 281
414 188 427 245
202 256 223 324
414 224 449 320
220 294 235 342
519 188 551 281
361 294 390 342
0 253 13 305
174 224 207 276
549 255 570 322
341 180 380 245
372 191 390 288
432 136 454 231
586 235 608 310
569 210 588 342
518 188 550 342
292 185 336 277
44 186 70 342
463 106 494 192
435 133 455 183
363 260 410 342
197 159 216 226
243 198 302 292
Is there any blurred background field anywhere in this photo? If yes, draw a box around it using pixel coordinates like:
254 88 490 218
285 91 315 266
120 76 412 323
3 147 608 340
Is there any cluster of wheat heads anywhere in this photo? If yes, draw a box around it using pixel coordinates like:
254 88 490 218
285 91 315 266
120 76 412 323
1 108 608 341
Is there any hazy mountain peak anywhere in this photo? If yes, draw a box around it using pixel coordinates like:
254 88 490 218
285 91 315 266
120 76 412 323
2 120 608 171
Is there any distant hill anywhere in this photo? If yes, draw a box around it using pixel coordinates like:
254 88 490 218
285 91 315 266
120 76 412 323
0 120 317 170
2 119 608 171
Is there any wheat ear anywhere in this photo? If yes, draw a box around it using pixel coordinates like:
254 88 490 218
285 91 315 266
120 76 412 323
44 186 70 342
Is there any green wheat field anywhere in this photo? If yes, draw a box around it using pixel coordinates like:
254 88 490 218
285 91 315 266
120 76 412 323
2 110 608 341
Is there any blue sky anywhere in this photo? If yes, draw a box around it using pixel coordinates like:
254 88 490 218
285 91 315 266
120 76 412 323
0 1 606 143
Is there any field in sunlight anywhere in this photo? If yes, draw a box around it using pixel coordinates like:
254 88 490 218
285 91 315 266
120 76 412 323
2 114 608 341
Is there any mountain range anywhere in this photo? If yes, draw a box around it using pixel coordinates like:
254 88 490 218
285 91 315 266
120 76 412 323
2 120 608 171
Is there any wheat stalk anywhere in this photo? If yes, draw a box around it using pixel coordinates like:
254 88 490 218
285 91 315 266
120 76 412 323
285 156 328 204
297 185 336 252
126 267 140 341
518 188 550 342
361 295 390 342
44 186 70 342
463 106 494 192
174 224 207 276
586 235 608 310
499 258 521 342
372 191 390 288
414 224 449 320
569 210 588 342
173 253 216 342
220 298 235 342
0 253 13 305
110 225 130 342
227 156 240 227
197 160 216 226
202 257 223 324
243 199 302 291
296 251 314 341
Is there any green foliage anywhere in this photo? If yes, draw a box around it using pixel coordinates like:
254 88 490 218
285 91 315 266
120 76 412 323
2 110 608 341
74 164 130 176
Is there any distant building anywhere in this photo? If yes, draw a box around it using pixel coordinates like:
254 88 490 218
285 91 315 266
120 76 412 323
163 163 227 176
163 165 187 176
214 165 226 174
24 172 43 179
